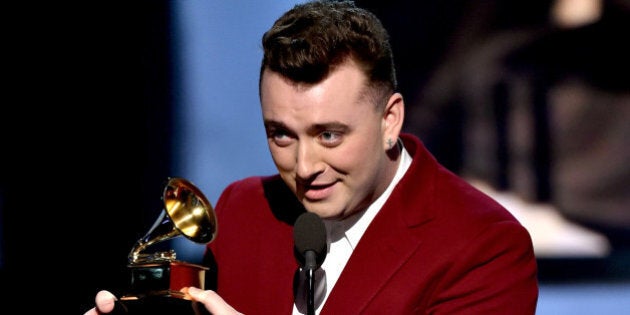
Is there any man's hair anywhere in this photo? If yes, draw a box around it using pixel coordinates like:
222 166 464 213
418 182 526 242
260 0 397 106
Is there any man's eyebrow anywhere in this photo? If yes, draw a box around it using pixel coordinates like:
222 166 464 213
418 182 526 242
263 120 286 129
309 122 348 131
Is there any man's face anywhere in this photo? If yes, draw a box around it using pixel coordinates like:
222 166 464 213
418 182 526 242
260 61 394 220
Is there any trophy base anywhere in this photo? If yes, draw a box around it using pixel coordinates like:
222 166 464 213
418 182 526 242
120 295 210 315
120 260 211 315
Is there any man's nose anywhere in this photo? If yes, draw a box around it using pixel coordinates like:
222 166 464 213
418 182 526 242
296 141 323 179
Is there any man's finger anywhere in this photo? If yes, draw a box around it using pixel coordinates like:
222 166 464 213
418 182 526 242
95 290 118 313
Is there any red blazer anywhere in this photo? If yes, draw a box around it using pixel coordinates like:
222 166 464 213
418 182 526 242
206 133 538 314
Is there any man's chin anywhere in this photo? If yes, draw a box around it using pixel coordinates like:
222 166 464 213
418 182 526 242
302 202 342 220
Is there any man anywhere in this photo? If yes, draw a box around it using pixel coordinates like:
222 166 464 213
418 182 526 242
85 1 538 314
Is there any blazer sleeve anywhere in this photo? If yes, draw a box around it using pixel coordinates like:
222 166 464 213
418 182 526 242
426 221 539 314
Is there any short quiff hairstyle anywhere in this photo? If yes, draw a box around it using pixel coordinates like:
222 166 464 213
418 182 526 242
260 0 398 106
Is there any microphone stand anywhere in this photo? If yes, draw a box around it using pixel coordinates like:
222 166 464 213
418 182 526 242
304 250 317 315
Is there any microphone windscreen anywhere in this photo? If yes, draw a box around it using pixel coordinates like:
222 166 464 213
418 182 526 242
293 212 327 268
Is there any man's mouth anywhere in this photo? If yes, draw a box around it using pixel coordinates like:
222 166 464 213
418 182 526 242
302 182 335 201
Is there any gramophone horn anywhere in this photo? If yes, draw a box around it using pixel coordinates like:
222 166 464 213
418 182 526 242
128 177 217 264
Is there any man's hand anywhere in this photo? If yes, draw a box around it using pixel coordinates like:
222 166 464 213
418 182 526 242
83 287 243 315
184 287 244 315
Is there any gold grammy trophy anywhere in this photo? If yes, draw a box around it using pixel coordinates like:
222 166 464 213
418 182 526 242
119 177 217 315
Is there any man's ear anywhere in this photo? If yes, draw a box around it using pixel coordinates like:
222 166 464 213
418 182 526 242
382 92 404 150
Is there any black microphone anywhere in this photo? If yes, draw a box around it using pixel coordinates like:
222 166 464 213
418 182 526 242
293 212 327 315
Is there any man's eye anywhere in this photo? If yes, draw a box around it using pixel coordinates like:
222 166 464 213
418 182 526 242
319 131 342 146
268 129 293 146
273 131 288 140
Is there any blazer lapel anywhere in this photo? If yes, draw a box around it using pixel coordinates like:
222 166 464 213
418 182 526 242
321 191 422 313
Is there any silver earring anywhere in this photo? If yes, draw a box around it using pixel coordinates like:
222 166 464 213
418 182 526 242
387 138 394 149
